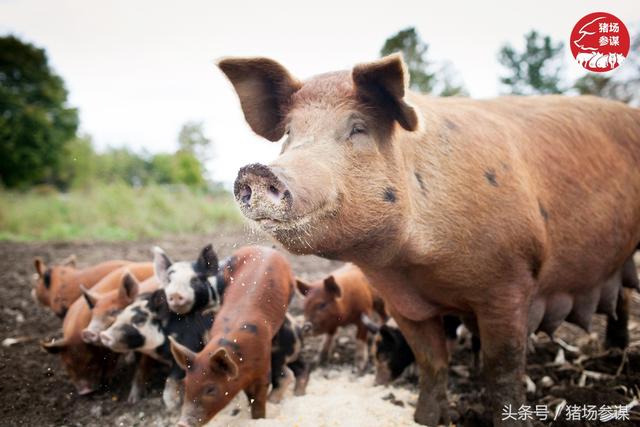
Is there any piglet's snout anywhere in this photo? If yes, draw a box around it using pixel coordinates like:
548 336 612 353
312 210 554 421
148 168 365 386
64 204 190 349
234 163 292 220
81 329 99 344
99 332 114 348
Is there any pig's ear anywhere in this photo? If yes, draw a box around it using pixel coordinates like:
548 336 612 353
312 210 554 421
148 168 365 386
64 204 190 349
361 313 380 333
295 278 311 297
195 244 219 277
352 53 418 132
323 275 342 298
217 57 301 142
209 347 239 380
118 272 140 304
152 246 173 286
34 258 46 276
41 338 67 354
80 285 98 309
61 254 77 268
169 336 196 371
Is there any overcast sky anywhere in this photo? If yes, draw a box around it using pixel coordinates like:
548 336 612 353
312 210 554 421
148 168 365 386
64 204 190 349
1 0 638 185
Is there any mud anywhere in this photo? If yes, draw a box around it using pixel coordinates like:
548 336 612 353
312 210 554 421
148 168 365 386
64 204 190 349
0 229 638 426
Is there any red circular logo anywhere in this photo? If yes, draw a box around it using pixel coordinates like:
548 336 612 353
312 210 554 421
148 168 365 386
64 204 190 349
570 12 630 72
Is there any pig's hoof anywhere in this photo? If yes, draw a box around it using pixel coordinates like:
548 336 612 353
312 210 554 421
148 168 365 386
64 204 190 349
267 393 283 404
414 403 445 426
127 392 140 404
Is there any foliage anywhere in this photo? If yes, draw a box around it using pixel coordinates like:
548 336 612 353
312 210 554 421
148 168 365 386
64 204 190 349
0 184 241 241
0 35 79 188
380 27 466 96
498 30 565 95
178 121 212 159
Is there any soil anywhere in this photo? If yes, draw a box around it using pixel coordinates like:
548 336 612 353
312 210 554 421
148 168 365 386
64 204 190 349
0 229 638 426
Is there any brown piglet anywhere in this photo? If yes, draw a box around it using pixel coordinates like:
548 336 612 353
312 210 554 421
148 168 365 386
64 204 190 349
170 246 294 427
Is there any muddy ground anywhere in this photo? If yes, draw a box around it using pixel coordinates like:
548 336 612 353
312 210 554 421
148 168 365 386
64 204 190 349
0 228 639 426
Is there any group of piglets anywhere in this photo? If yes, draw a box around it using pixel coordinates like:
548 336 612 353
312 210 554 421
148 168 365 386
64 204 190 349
33 244 443 425
34 245 314 426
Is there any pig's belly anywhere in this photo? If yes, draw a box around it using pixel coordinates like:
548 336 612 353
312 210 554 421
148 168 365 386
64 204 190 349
527 269 622 335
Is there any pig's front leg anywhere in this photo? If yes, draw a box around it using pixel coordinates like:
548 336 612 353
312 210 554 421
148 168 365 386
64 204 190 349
245 380 269 419
317 332 335 365
477 300 529 426
162 375 182 411
392 312 449 426
127 354 151 404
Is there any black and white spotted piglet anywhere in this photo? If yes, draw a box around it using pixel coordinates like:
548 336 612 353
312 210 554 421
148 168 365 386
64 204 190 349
152 244 226 315
269 313 310 402
100 289 213 410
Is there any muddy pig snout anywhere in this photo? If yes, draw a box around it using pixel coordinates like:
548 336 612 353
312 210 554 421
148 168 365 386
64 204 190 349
234 163 292 219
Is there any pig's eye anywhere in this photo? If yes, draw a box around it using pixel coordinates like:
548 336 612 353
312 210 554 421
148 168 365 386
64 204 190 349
318 302 327 310
203 384 218 396
349 123 366 138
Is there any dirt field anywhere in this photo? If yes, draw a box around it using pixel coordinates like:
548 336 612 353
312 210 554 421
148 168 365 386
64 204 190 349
1 228 639 426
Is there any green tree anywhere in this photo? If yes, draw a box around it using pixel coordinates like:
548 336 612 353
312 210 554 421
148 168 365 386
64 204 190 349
178 121 212 159
381 27 466 96
498 30 565 95
55 134 97 189
0 35 78 188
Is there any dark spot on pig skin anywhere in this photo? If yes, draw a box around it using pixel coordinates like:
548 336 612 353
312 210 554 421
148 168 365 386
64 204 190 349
240 323 258 334
530 254 542 279
484 169 498 187
224 325 231 334
383 187 397 203
444 119 458 131
414 172 426 192
121 325 146 349
218 337 241 352
538 200 549 223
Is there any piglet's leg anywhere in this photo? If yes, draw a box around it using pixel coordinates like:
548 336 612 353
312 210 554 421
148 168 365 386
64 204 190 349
318 332 335 365
268 366 294 403
127 354 151 404
245 380 269 419
477 302 529 426
393 313 449 426
162 376 182 412
355 322 369 374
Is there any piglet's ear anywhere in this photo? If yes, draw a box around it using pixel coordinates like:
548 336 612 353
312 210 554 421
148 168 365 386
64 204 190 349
210 347 239 380
152 246 172 286
80 285 98 309
218 57 301 142
323 275 342 298
196 244 219 277
352 53 418 132
169 336 196 371
34 258 46 276
295 278 311 297
118 271 140 303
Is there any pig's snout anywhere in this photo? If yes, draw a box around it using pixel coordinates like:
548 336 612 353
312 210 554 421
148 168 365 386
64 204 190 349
234 163 292 220
99 331 114 348
81 328 99 344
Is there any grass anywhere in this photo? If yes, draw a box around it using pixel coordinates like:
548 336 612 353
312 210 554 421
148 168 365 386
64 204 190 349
0 184 242 241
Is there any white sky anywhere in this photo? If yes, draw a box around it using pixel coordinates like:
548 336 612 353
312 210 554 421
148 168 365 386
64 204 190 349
1 0 638 185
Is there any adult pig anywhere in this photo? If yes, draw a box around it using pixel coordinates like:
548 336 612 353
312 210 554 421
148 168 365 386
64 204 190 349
220 54 640 425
